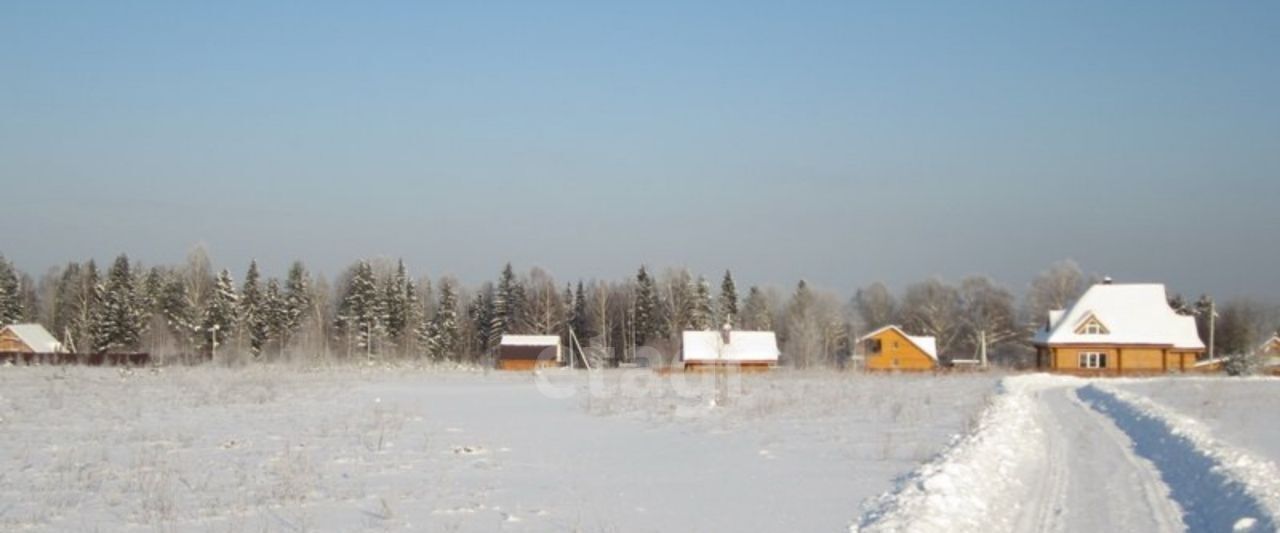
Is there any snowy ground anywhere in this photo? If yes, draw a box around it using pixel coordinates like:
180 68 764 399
0 366 998 532
855 374 1280 533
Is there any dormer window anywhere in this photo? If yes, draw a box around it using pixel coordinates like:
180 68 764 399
1075 314 1110 335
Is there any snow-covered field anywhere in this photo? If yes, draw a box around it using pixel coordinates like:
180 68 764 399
5 367 1278 532
0 366 998 532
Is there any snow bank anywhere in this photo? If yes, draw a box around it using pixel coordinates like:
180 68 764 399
851 374 1079 533
1082 383 1280 531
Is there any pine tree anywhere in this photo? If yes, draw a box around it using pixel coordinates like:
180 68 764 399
91 255 143 352
0 254 22 325
158 275 196 347
201 269 238 355
742 286 772 331
239 260 268 356
690 276 714 330
282 261 312 350
719 270 738 327
634 266 660 346
336 261 383 356
427 279 460 361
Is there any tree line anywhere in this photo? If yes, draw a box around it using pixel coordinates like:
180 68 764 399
1 250 1276 369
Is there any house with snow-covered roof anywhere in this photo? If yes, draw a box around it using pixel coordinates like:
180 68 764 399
857 325 938 371
1258 336 1280 376
0 324 64 354
681 325 779 371
1033 281 1208 375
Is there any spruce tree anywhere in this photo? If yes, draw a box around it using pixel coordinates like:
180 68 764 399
0 255 22 325
201 269 238 355
634 266 660 346
50 262 83 345
91 255 143 352
337 261 383 356
282 261 312 350
262 278 287 356
403 277 423 356
427 279 460 361
719 270 739 327
488 263 523 347
690 276 713 330
571 280 592 341
465 288 493 359
239 260 268 356
383 260 410 350
158 275 196 348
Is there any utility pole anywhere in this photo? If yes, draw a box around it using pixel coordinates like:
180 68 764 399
979 329 989 368
1209 300 1217 360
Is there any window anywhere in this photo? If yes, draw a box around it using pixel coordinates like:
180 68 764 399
1079 352 1107 369
1083 322 1104 335
866 339 882 354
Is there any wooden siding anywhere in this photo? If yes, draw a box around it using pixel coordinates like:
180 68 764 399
1038 344 1206 375
0 329 32 352
863 328 936 371
497 344 559 361
496 358 559 371
683 361 773 372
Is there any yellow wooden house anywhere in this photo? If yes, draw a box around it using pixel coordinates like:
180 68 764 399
1033 282 1209 375
858 325 938 371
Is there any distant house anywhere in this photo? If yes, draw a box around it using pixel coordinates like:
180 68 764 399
0 324 64 354
496 335 563 371
1033 282 1208 375
681 326 779 370
858 325 938 371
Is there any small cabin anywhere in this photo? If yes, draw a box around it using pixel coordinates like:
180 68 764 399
681 326 779 371
0 324 64 354
858 325 938 371
496 335 563 371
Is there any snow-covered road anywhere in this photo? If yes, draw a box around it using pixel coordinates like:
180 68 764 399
1015 385 1184 533
856 375 1278 533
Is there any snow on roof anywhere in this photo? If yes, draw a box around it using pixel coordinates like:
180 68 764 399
499 335 561 347
2 324 63 353
1033 283 1204 350
681 330 779 363
857 325 939 361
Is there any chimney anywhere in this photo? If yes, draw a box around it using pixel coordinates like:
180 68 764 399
721 321 732 344
1103 276 1113 285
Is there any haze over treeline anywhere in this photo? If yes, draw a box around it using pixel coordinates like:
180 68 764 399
1 248 1275 367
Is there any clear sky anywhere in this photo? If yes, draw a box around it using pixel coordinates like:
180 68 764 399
2 1 1277 299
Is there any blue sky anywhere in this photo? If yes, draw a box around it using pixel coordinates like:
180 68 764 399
2 1 1277 299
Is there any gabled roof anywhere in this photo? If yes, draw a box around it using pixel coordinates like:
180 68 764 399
681 330 779 363
499 335 561 347
1033 283 1204 350
1 324 63 353
857 325 939 361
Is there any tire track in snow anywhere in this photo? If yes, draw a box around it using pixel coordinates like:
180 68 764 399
1078 385 1277 533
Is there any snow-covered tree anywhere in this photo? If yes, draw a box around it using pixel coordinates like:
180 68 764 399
571 281 592 341
488 263 524 346
403 276 423 356
201 269 238 355
0 254 23 325
383 260 410 351
465 286 493 360
239 260 268 356
158 274 196 347
741 286 772 331
690 275 714 330
956 276 1020 361
718 270 738 327
91 255 143 352
262 278 287 355
427 278 460 360
1025 260 1090 321
282 261 312 350
633 266 661 346
336 260 384 356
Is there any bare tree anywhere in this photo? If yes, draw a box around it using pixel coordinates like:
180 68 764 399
900 277 963 358
956 276 1022 363
853 282 897 330
1025 259 1091 322
522 267 563 334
